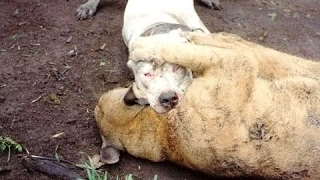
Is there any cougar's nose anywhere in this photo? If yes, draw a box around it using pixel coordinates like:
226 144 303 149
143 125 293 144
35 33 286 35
159 91 178 108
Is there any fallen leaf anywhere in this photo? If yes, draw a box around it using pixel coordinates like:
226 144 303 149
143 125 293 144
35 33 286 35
48 93 61 105
52 132 64 138
66 50 77 57
99 43 106 50
259 31 268 41
66 36 72 43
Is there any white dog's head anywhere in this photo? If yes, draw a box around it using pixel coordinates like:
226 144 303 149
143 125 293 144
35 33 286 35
124 60 192 113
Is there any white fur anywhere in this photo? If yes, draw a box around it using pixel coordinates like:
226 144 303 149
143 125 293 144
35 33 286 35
123 0 209 113
128 61 193 113
76 0 221 19
122 0 210 47
77 0 211 113
76 0 100 19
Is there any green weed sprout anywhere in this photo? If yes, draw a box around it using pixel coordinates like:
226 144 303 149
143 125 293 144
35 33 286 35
0 136 23 162
76 154 108 180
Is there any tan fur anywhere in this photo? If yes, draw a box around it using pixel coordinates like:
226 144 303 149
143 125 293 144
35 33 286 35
95 32 320 179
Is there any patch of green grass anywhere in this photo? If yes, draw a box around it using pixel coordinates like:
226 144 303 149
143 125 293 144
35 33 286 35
76 154 108 180
268 12 277 20
11 34 19 40
77 153 159 180
0 136 23 163
99 59 106 66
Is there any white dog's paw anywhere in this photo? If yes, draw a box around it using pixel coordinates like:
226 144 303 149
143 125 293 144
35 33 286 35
200 0 222 10
76 0 99 20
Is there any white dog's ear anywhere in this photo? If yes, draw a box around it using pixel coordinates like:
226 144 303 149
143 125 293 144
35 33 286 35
124 86 149 106
127 60 135 71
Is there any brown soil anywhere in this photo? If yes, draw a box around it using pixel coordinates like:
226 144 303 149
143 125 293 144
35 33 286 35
1 0 319 179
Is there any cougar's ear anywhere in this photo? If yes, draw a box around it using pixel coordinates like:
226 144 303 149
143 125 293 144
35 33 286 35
124 86 137 106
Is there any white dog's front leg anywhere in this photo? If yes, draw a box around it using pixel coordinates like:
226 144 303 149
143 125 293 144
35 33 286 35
76 0 101 19
199 0 222 10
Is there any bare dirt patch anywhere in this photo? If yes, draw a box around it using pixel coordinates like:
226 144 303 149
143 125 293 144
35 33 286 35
1 0 319 179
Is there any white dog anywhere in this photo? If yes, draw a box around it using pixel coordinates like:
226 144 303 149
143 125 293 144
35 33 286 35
122 0 212 113
78 0 213 113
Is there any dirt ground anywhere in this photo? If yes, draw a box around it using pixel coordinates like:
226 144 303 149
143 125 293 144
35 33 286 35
0 0 319 179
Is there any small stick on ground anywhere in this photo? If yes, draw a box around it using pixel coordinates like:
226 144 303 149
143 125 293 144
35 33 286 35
31 93 46 103
22 155 84 180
